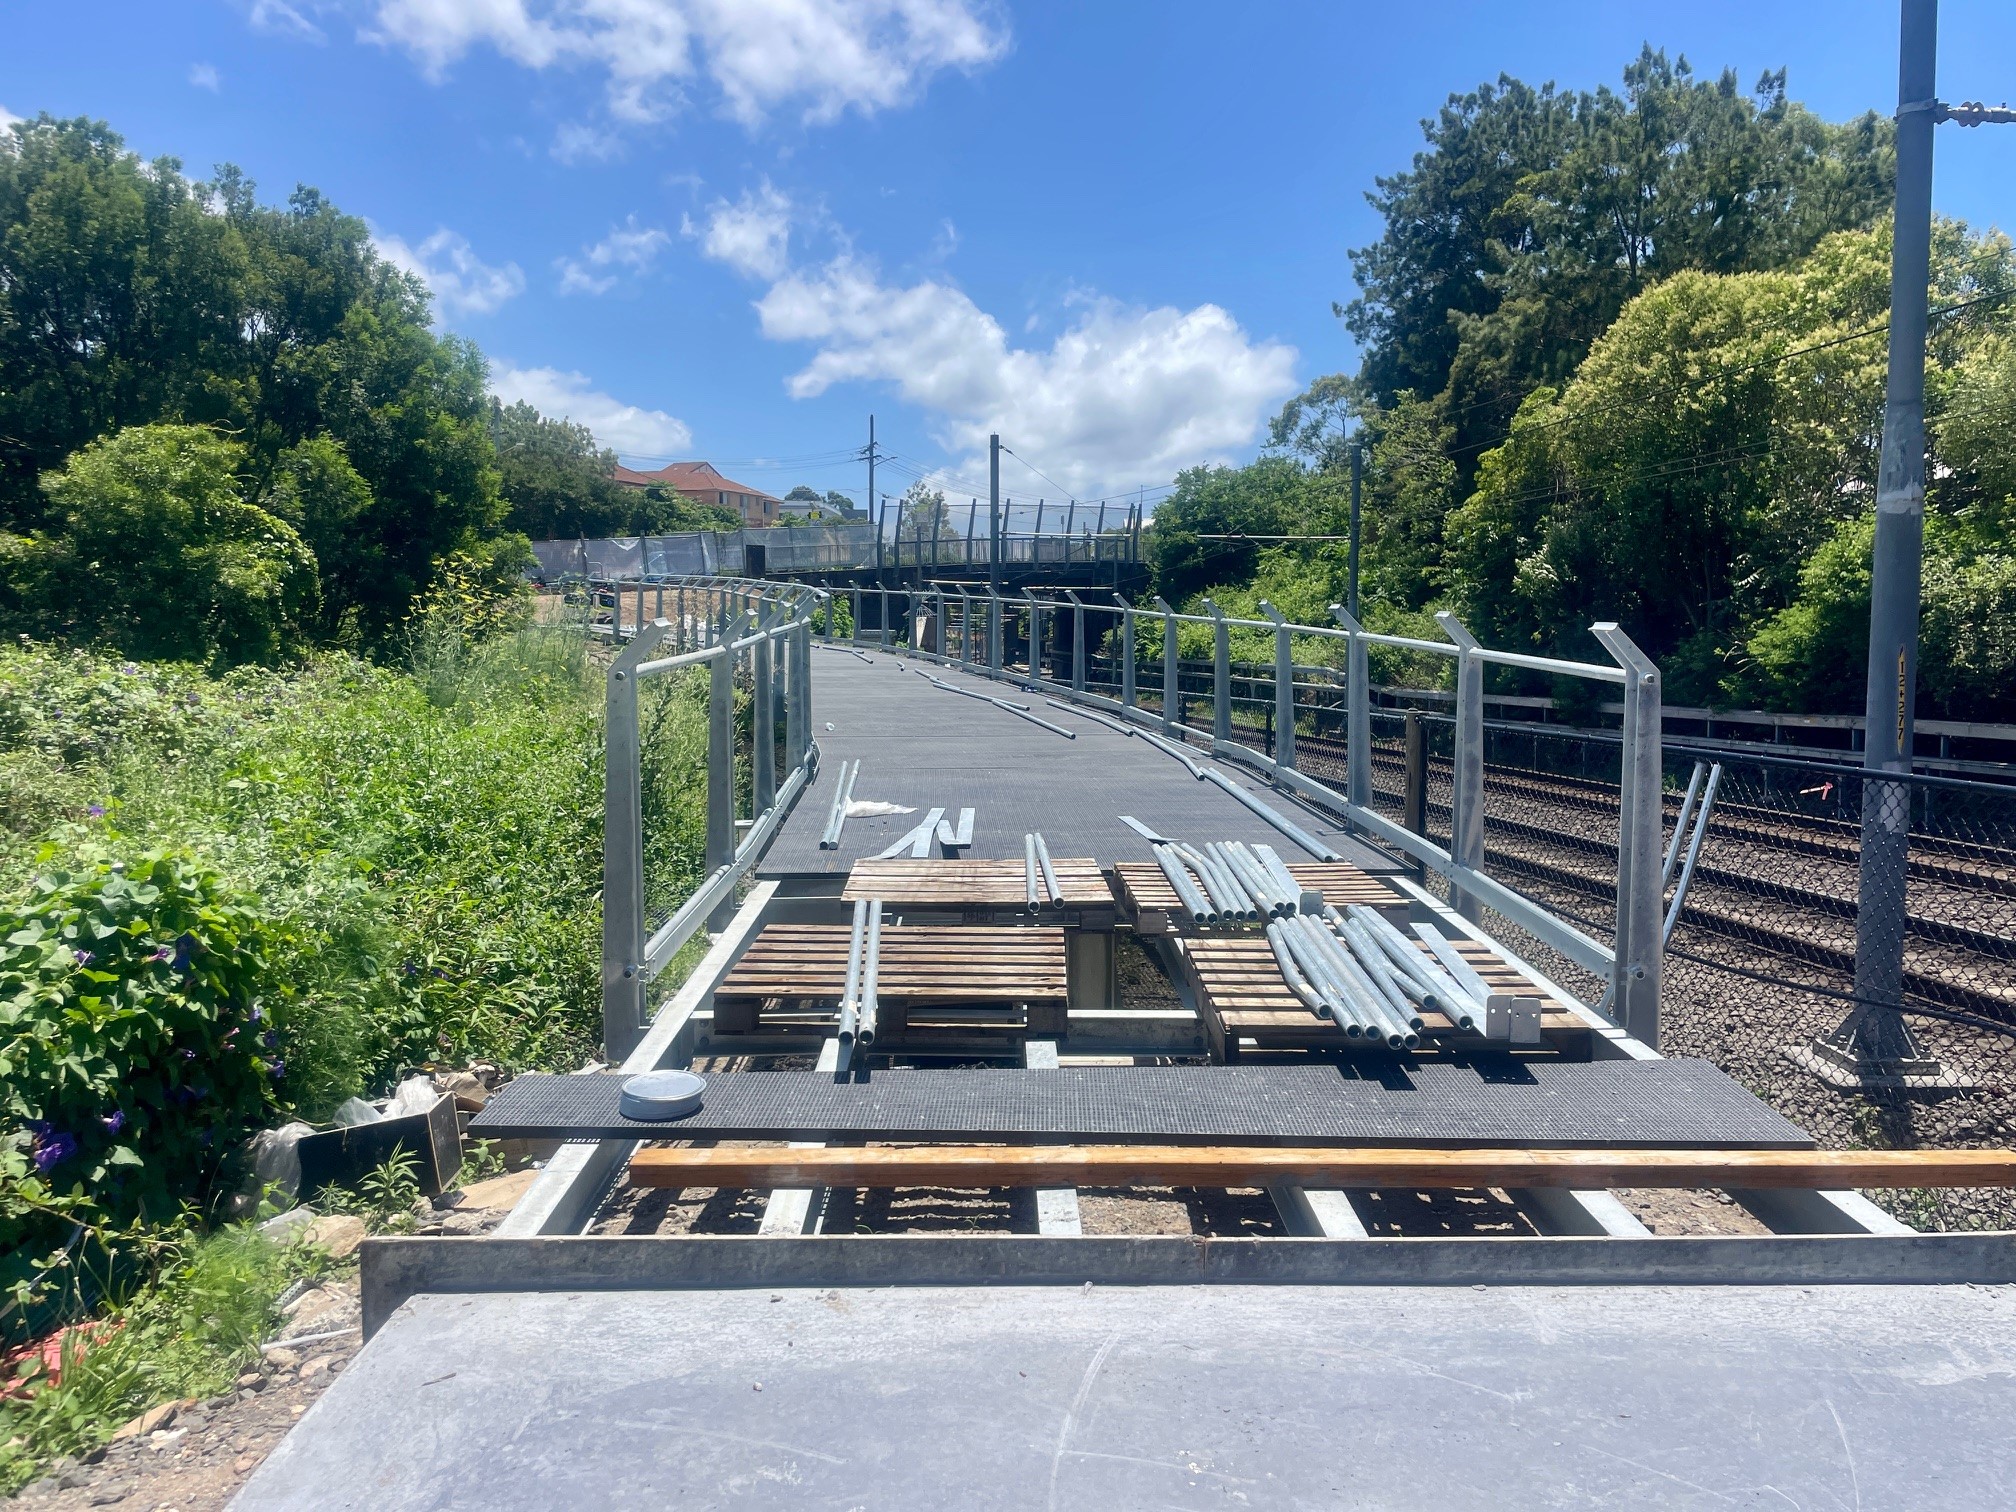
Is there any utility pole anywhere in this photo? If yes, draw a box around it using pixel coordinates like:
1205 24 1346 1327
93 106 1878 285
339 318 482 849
868 414 881 577
989 433 1002 593
1347 441 1363 619
1820 0 1980 1082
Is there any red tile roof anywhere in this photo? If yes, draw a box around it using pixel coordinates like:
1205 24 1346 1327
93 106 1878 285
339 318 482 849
612 461 781 504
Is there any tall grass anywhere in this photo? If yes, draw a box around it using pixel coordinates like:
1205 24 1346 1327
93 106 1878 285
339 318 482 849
0 618 705 1117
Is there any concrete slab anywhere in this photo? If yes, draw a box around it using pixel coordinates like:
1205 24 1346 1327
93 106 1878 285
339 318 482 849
766 652 1394 876
239 1282 2016 1509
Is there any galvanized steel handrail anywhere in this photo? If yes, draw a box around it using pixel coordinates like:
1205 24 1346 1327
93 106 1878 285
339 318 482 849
599 574 822 1059
840 578 1665 1043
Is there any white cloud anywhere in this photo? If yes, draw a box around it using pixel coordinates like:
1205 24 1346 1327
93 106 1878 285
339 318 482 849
558 217 672 295
551 120 621 164
683 181 792 280
754 257 1298 497
374 227 525 318
249 0 326 41
189 62 222 91
0 105 21 132
363 0 1006 130
490 359 693 459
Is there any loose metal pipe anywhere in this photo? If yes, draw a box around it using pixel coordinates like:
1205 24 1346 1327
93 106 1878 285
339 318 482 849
837 899 868 1045
1336 914 1426 1031
1222 842 1293 916
1200 769 1339 861
1252 844 1307 910
1031 832 1064 909
1024 834 1041 915
1212 842 1284 917
857 900 883 1045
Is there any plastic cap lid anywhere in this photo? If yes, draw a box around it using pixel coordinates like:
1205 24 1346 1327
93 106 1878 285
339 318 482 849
619 1070 707 1122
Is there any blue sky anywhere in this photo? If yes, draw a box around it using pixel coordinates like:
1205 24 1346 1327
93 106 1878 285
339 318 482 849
5 2 2013 519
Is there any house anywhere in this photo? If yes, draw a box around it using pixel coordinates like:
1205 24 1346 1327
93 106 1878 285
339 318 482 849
612 461 785 527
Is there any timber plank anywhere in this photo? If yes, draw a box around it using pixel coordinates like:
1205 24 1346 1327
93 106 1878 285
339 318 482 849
629 1144 2016 1192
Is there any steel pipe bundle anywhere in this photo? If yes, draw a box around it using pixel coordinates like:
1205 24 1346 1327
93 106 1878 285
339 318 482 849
1152 844 1214 924
1341 905 1485 1033
836 899 869 1044
1169 843 1256 922
1277 913 1420 1049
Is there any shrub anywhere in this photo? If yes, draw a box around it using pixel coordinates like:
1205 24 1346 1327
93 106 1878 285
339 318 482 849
1 850 285 1327
9 425 319 665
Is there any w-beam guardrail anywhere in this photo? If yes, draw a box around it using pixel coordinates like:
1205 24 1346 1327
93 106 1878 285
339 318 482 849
829 583 1666 1046
596 575 823 1059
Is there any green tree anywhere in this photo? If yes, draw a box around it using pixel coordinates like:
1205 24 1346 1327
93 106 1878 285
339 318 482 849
7 425 317 663
1343 50 1892 488
0 115 518 646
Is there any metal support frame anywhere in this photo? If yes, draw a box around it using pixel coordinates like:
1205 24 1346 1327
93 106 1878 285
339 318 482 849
1024 592 1045 690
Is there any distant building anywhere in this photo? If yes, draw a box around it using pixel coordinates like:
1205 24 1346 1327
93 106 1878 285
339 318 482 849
613 461 784 527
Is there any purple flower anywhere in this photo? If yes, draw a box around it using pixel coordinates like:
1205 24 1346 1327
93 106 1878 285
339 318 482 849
268 1059 286 1079
248 1006 262 1024
32 1131 76 1171
72 950 94 967
102 1110 125 1135
86 804 106 819
181 1048 196 1060
120 663 138 675
261 1030 277 1049
172 935 195 971
152 946 174 964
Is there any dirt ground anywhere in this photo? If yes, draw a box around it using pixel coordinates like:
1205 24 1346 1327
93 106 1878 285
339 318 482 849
10 1277 365 1512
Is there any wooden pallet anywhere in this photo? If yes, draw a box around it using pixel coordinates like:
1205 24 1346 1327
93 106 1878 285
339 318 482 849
1116 860 1405 936
842 857 1115 927
714 924 1069 1039
1180 933 1587 1061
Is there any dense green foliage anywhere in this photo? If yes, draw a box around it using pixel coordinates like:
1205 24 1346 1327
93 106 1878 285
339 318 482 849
5 426 320 662
0 114 539 656
1156 49 2012 718
1 852 284 1318
1344 48 1893 478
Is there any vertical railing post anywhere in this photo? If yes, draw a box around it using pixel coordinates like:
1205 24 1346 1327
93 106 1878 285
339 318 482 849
786 612 811 772
1024 592 1045 690
707 612 750 930
1331 605 1373 812
987 590 1003 676
601 632 658 1060
1259 602 1295 772
1203 599 1231 744
1593 623 1664 1046
851 585 861 645
878 587 890 650
1115 593 1136 709
1065 590 1087 693
753 622 777 815
1154 597 1178 732
1435 611 1486 923
676 585 687 652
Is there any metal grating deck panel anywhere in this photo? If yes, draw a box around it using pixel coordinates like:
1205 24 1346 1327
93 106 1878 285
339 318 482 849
470 1059 1814 1148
